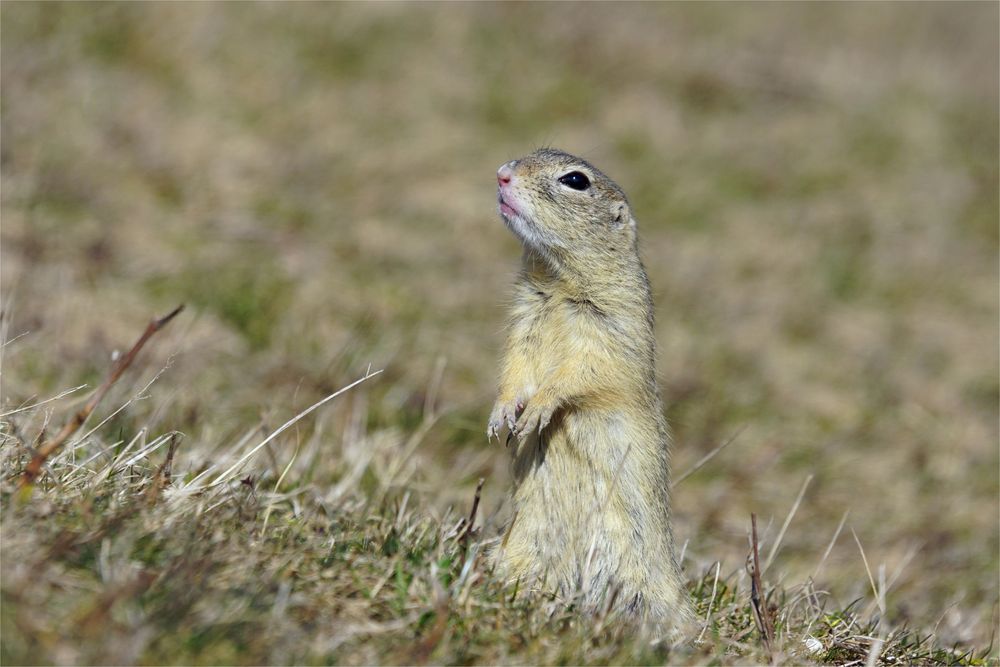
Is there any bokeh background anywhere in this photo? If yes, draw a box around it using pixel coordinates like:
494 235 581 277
2 2 997 662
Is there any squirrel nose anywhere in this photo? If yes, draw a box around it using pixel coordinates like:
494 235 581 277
497 163 514 186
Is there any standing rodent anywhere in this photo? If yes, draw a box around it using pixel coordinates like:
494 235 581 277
487 148 694 632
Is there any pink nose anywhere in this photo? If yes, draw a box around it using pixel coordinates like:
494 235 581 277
497 164 514 185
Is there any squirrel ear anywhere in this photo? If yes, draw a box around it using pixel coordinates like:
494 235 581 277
612 202 630 229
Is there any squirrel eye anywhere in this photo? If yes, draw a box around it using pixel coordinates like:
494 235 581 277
558 171 591 191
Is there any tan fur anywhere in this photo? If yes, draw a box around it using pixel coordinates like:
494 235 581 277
487 148 694 632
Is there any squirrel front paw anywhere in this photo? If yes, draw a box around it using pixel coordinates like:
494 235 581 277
512 396 558 442
487 397 523 441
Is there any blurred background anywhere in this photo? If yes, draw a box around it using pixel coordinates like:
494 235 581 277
2 1 997 653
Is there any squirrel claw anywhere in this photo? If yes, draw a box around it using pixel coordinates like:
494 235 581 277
513 400 555 442
487 398 522 443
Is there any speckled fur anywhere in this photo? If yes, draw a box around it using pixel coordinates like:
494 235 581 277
487 148 694 632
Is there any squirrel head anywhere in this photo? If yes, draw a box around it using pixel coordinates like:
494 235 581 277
496 148 639 271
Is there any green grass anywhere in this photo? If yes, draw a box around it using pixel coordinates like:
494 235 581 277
2 416 994 665
2 2 997 665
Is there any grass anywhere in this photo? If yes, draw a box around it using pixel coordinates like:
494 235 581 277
2 2 998 665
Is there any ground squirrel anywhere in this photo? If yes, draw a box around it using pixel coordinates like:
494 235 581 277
487 148 694 631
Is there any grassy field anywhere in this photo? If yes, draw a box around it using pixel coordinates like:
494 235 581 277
1 3 997 665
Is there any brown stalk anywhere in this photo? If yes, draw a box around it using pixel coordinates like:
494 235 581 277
458 477 485 546
750 512 776 657
144 432 182 505
19 304 184 490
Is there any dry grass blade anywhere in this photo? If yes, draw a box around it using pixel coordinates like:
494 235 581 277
813 508 850 582
764 473 813 573
672 425 747 487
259 438 301 537
853 528 886 615
19 304 184 491
203 367 382 488
1 384 88 418
697 561 722 643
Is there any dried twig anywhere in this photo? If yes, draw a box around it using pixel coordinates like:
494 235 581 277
459 477 485 546
750 512 776 656
19 304 184 490
144 432 182 505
